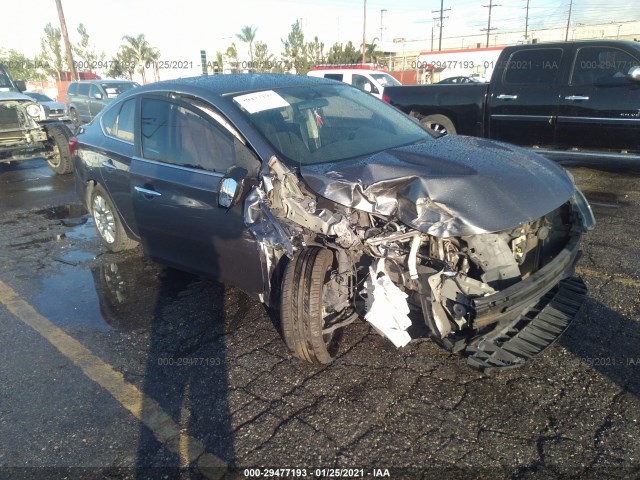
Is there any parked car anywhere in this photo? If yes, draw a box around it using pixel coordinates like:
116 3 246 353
67 79 139 126
436 76 483 84
383 40 640 160
23 91 70 122
72 74 594 370
308 65 401 100
0 62 73 174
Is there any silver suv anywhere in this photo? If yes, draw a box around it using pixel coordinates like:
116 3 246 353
67 80 139 126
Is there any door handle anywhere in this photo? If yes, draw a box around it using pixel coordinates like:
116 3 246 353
134 186 162 197
101 161 116 170
564 95 590 101
496 94 518 100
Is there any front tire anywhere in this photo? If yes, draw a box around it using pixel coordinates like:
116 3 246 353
281 247 340 364
45 123 73 174
420 114 456 136
90 184 138 252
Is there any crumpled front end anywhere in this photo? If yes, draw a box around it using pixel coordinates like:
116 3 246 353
0 100 48 161
242 148 594 370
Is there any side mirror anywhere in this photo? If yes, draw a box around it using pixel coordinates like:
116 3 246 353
15 80 26 92
218 166 248 208
629 66 640 82
363 83 372 93
94 92 104 99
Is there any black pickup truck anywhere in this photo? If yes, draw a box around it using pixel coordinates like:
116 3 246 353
383 40 640 162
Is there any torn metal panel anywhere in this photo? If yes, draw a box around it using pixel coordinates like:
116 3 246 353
300 135 575 237
243 186 294 258
364 259 412 348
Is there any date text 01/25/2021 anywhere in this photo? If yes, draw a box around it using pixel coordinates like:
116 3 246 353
243 468 391 477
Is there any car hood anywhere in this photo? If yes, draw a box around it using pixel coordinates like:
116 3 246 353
0 91 34 102
42 101 67 110
299 135 575 237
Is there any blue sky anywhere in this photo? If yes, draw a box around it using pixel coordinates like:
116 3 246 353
2 0 638 74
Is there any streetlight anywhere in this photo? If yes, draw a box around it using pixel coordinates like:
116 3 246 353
380 9 387 42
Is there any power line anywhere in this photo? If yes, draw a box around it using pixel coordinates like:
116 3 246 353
432 0 451 51
481 0 500 48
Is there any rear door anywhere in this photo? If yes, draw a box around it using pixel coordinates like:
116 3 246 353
488 47 565 147
129 95 264 293
556 44 640 152
75 83 91 121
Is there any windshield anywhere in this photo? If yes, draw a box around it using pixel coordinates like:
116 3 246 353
233 84 431 165
371 73 401 87
0 68 17 92
101 82 138 99
24 92 53 102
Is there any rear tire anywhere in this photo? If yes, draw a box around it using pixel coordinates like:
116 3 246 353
90 184 138 252
281 247 339 364
45 123 73 174
420 114 456 136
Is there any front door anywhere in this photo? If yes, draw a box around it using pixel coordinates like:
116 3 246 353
489 47 565 147
130 95 264 294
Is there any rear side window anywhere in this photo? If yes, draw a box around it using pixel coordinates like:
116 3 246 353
102 98 136 142
325 74 343 81
141 97 235 173
571 47 640 85
67 83 78 95
503 48 563 85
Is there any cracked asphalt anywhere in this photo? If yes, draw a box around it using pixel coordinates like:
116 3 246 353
0 158 639 479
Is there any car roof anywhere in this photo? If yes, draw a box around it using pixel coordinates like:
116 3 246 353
130 73 337 99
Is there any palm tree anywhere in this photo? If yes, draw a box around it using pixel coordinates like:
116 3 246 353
364 39 383 64
226 43 239 72
236 25 257 66
122 34 154 83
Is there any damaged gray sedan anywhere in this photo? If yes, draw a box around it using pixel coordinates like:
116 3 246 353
72 74 595 370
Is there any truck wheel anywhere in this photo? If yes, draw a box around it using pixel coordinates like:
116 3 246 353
420 114 456 136
69 108 80 128
45 123 73 174
281 247 341 364
90 184 138 252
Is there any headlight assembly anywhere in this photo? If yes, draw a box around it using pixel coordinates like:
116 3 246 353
26 103 42 118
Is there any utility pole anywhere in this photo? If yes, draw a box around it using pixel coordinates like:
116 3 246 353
55 0 77 81
481 0 500 48
362 0 367 65
524 0 530 41
380 9 387 42
432 0 450 51
564 0 573 41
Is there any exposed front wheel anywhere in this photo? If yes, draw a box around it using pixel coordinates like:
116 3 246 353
420 114 456 136
280 247 347 364
45 123 73 174
90 184 138 252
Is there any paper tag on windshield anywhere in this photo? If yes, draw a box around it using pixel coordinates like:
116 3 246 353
234 90 289 114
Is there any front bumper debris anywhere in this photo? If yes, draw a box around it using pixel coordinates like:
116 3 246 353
464 276 587 371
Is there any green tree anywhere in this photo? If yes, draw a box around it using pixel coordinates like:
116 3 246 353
253 41 274 72
73 23 105 73
122 34 155 83
105 47 137 80
0 49 47 82
281 20 308 73
326 41 359 65
40 23 65 81
306 36 325 67
361 40 383 64
236 25 257 66
214 50 224 73
226 43 239 72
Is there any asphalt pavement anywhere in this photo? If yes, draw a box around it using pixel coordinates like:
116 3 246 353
0 157 638 479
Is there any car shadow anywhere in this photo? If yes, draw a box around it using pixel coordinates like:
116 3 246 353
91 254 238 477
